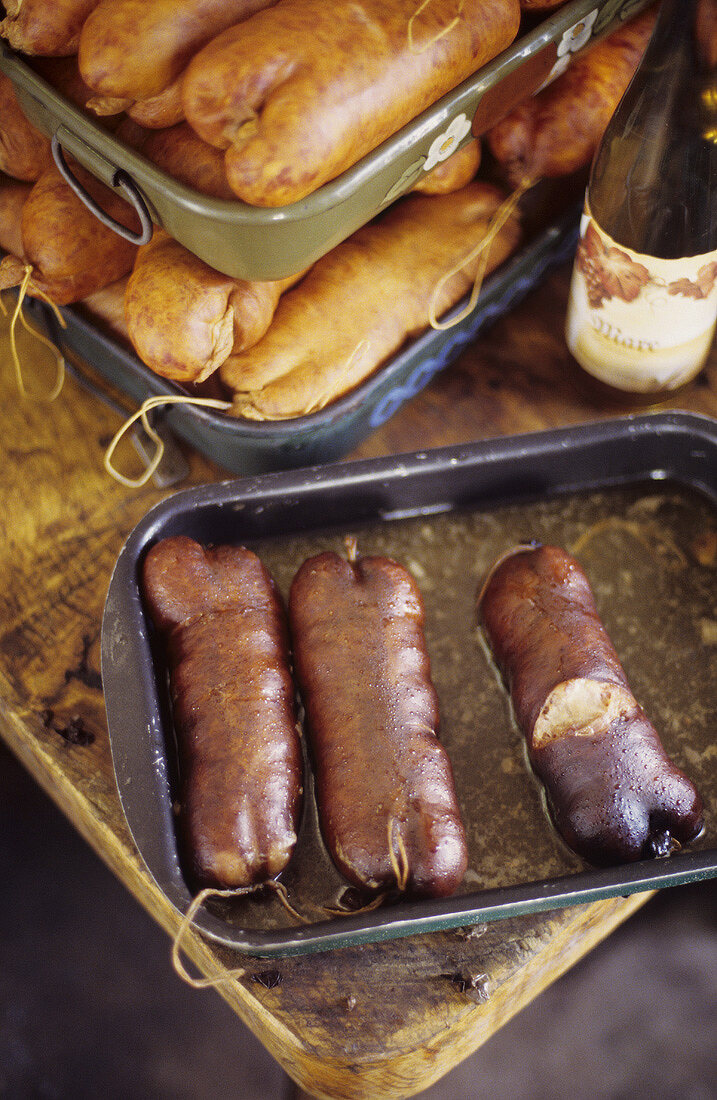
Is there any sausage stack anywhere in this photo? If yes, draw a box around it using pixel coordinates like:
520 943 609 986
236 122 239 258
1 1 656 420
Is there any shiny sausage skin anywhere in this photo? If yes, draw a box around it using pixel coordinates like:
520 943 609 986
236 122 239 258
0 179 31 258
0 161 138 304
124 230 306 383
487 9 655 187
288 544 468 898
0 74 53 182
478 544 704 866
142 536 303 890
181 0 520 206
78 0 278 106
0 0 101 55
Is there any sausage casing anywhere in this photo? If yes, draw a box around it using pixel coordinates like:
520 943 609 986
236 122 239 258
181 0 520 206
0 164 139 305
221 181 521 419
486 10 655 186
78 0 277 105
0 74 53 182
412 138 481 196
0 0 100 55
124 229 305 383
478 544 704 865
142 536 303 889
288 546 468 898
0 179 31 259
128 123 236 200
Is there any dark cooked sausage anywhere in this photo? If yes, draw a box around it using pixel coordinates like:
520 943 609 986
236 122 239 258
478 544 704 866
288 540 468 898
181 0 520 206
142 536 303 890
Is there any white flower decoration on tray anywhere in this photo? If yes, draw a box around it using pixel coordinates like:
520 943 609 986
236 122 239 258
539 7 599 88
423 113 472 172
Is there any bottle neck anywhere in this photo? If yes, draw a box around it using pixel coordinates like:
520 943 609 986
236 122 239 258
648 0 700 56
588 0 717 257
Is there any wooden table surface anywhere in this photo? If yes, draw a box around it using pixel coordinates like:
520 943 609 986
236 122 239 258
1 262 715 1100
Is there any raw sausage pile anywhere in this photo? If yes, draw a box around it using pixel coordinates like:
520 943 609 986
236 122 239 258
2 0 521 202
219 181 521 418
1 3 656 418
1 1 653 210
179 0 520 207
487 8 656 187
123 230 307 384
0 159 141 304
77 0 278 123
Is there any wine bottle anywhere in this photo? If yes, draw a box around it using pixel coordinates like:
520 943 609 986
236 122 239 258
565 0 717 398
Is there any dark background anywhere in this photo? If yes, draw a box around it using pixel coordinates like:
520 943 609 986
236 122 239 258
1 739 715 1100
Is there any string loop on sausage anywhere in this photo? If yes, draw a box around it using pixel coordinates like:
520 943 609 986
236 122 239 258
103 394 232 487
2 264 66 401
428 175 533 331
408 0 465 54
388 816 410 892
322 817 413 915
171 880 308 989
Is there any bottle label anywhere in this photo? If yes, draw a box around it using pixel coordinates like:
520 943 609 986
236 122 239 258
566 207 717 393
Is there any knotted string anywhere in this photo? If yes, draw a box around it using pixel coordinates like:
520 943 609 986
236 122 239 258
428 176 534 330
171 880 307 989
323 814 411 917
103 394 232 487
2 265 66 400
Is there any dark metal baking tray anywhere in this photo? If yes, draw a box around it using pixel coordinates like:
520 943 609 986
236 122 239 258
101 412 717 956
1 0 654 279
31 202 581 478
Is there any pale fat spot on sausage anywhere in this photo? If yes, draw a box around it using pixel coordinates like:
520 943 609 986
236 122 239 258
531 679 639 750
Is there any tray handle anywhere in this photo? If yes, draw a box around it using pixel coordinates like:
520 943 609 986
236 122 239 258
51 133 153 246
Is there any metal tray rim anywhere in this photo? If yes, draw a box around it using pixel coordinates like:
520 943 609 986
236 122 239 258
101 411 717 955
1 0 654 278
0 0 639 223
30 202 580 477
59 210 581 437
